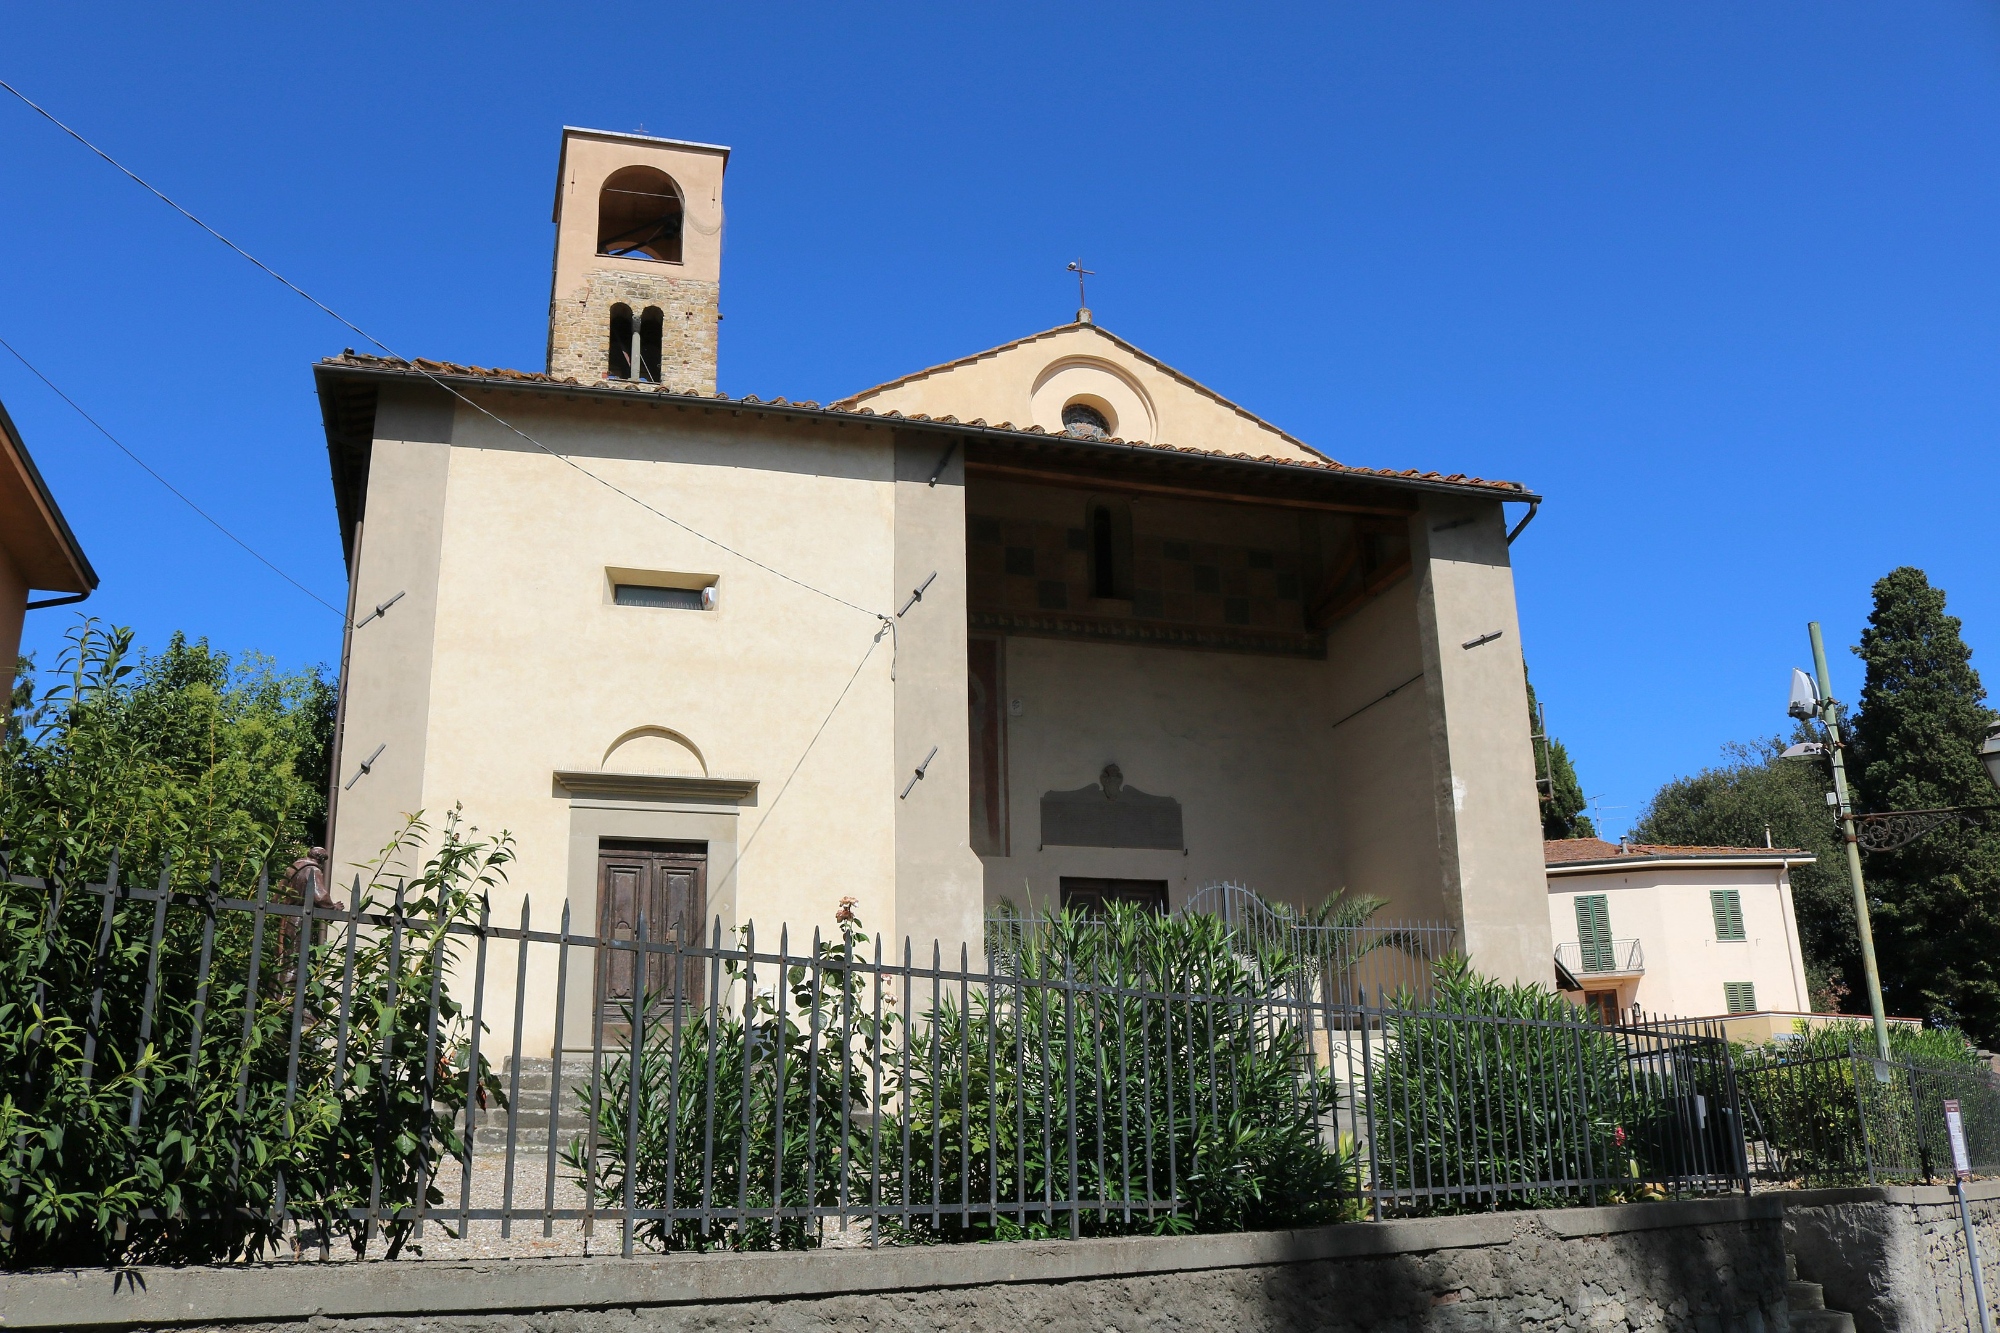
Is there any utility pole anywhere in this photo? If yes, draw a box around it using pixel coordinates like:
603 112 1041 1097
1808 620 1893 1064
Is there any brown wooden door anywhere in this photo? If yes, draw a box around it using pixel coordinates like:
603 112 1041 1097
1059 877 1169 916
597 840 706 1021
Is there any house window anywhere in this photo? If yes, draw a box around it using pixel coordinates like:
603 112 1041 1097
1724 982 1758 1014
615 584 713 610
1711 889 1746 942
1584 991 1620 1026
1574 894 1614 972
598 166 684 263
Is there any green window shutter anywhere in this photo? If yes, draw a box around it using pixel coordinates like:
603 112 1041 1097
1724 982 1757 1014
1711 889 1746 942
1574 895 1614 972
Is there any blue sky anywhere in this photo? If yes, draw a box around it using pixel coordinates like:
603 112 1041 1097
4 3 1997 837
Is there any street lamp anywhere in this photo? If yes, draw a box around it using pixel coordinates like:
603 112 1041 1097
1784 627 2000 1065
1786 623 1894 1063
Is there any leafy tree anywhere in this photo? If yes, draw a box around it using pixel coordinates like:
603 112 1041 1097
0 807 509 1267
1631 737 1856 1012
2 618 335 889
1846 567 2000 1042
1527 673 1596 840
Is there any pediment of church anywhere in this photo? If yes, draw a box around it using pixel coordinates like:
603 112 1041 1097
836 322 1329 465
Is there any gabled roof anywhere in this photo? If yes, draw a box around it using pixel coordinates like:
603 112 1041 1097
0 394 95 596
315 350 1535 566
314 352 1530 488
835 321 1329 461
1545 838 1813 875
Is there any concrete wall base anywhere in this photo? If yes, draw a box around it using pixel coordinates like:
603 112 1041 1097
2 1196 1790 1332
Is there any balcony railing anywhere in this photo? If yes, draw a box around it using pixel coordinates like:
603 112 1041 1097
1556 938 1645 976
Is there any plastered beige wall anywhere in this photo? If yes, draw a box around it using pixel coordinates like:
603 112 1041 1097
336 392 945 1051
1410 498 1552 984
987 633 1347 915
892 432 986 961
328 386 455 888
1548 865 1812 1019
1321 576 1446 920
847 324 1323 462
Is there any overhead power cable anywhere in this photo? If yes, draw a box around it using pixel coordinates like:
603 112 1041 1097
0 77 888 628
0 332 349 622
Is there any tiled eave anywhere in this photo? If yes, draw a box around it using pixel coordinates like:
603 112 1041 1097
1547 852 1816 879
314 355 1538 561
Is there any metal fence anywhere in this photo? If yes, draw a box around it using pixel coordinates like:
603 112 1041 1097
985 882 1459 1004
1738 1042 2000 1187
5 864 1747 1266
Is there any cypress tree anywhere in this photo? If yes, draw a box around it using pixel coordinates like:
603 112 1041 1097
1847 567 2000 1041
1526 672 1596 840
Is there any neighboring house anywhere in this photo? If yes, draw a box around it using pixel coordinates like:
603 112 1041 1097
0 394 95 675
1547 838 1825 1032
317 127 1553 1054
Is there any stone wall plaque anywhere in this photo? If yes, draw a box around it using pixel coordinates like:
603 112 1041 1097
1040 764 1183 850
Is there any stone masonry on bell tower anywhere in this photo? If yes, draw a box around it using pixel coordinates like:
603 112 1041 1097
546 127 729 393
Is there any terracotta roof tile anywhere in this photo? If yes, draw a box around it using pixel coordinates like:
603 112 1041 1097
1545 838 1811 865
318 352 1532 497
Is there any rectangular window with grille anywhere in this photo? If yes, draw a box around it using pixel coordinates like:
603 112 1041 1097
615 583 712 610
1724 982 1757 1014
1711 889 1746 942
1574 895 1614 972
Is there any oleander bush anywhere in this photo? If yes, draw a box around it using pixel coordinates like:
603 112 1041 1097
0 811 508 1267
1370 957 1649 1212
571 902 1359 1251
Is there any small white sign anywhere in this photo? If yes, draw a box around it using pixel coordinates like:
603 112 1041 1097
1946 1098 1973 1181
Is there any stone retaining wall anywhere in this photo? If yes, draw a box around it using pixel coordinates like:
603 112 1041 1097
1 1196 1789 1332
1785 1180 2000 1333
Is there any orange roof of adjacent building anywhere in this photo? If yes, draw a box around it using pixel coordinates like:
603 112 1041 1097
1545 838 1812 866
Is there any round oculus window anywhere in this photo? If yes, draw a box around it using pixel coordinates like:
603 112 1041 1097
1061 402 1110 438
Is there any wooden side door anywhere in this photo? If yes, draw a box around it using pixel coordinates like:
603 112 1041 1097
597 841 706 1023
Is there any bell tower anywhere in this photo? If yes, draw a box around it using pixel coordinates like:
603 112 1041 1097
546 127 729 393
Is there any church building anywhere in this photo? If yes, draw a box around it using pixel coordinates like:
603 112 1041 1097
316 127 1552 1046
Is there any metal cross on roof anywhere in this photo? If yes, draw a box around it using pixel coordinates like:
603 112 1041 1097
1066 259 1095 309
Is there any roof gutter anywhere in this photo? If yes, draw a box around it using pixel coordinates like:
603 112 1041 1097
313 361 1542 508
1506 498 1540 545
1547 853 1816 877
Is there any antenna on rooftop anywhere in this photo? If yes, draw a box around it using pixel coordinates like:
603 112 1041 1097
1066 259 1096 325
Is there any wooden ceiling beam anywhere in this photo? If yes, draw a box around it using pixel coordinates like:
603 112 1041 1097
963 460 1417 517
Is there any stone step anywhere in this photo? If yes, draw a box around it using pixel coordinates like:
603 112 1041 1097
1788 1281 1826 1311
1787 1310 1855 1333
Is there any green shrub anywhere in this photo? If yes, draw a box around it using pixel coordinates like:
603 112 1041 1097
0 810 507 1267
570 903 1359 1250
879 904 1357 1241
1738 1020 1995 1185
563 913 883 1253
1370 957 1653 1211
